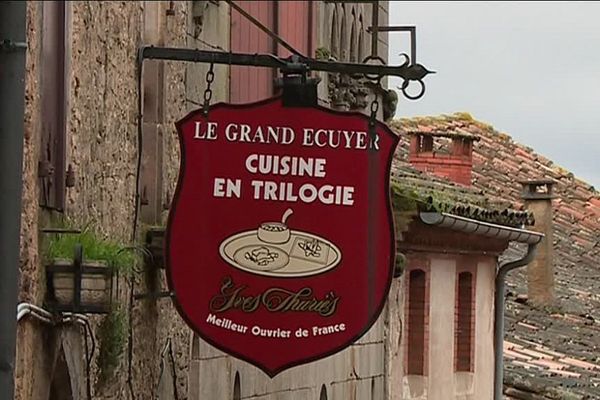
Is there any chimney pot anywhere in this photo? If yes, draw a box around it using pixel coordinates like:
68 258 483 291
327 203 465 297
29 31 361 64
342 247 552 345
520 179 555 200
520 179 555 306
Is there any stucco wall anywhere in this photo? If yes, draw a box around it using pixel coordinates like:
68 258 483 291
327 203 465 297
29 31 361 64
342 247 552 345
428 257 456 399
473 259 495 400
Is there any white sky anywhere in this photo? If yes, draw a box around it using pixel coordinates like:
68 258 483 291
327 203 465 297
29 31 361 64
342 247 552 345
388 1 600 188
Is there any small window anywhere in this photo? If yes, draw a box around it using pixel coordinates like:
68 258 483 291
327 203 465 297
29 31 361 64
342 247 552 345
407 269 427 375
370 377 376 399
319 384 327 400
233 371 241 400
455 272 474 372
418 135 434 153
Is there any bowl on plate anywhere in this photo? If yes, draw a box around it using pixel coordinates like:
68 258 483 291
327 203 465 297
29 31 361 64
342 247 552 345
257 221 291 244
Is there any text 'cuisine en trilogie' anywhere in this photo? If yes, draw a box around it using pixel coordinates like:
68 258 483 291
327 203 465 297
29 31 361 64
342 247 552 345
213 154 356 206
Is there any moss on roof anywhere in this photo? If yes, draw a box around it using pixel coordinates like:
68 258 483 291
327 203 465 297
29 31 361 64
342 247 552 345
390 162 534 227
388 112 495 141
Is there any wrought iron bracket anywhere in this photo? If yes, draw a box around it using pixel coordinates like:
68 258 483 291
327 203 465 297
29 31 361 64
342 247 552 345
139 46 434 100
368 25 417 66
133 291 174 301
41 228 82 234
275 55 319 107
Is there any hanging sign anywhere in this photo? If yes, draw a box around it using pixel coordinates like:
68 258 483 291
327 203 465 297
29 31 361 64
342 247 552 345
167 97 397 376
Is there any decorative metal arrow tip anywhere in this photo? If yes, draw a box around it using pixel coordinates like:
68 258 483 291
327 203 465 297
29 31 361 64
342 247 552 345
407 63 435 81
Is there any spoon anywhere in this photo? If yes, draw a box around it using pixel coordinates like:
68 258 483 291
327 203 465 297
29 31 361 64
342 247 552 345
281 208 294 224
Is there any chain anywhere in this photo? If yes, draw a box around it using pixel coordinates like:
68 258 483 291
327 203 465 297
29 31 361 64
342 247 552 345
202 63 215 117
368 96 379 147
369 97 379 127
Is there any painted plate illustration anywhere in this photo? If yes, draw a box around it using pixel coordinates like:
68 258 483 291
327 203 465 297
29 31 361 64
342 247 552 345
220 230 341 277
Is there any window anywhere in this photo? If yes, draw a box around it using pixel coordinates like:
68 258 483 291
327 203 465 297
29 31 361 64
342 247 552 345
233 371 241 400
319 384 327 400
39 1 68 210
407 269 427 375
455 271 475 372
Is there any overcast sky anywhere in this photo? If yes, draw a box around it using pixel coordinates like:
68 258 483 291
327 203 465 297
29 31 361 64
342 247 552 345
388 1 600 189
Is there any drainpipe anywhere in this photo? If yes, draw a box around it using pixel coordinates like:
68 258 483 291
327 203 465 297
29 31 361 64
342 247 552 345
493 243 539 400
0 1 27 398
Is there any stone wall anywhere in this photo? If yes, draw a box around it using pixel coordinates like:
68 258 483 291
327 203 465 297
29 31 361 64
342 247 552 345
15 1 213 399
189 315 386 399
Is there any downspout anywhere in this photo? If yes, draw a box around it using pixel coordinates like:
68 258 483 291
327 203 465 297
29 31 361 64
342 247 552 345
493 243 539 400
0 1 27 399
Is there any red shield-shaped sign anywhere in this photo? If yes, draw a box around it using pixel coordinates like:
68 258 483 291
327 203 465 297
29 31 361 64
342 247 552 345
167 97 397 376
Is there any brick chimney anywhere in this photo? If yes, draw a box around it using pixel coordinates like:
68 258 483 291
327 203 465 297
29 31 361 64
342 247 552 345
408 133 477 186
521 180 555 306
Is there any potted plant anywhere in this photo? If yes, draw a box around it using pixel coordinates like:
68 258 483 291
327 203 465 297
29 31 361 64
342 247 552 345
45 228 136 313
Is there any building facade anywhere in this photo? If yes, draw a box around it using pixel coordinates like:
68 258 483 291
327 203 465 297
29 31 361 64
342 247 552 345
14 1 393 400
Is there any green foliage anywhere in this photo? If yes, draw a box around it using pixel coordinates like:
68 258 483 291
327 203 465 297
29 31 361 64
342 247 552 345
315 46 331 60
46 227 136 274
394 253 407 277
96 306 127 388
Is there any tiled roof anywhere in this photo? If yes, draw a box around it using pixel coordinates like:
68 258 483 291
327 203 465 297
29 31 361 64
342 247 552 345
390 161 534 227
394 113 481 140
391 113 600 399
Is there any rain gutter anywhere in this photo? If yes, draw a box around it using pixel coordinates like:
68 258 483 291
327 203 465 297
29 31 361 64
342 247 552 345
419 212 543 400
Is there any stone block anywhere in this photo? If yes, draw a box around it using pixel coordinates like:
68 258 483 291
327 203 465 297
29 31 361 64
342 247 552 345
356 313 385 344
189 357 232 400
352 342 385 379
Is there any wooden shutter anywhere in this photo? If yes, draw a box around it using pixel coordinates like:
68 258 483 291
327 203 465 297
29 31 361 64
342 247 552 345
229 1 314 103
39 1 67 210
229 0 275 103
276 1 314 58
